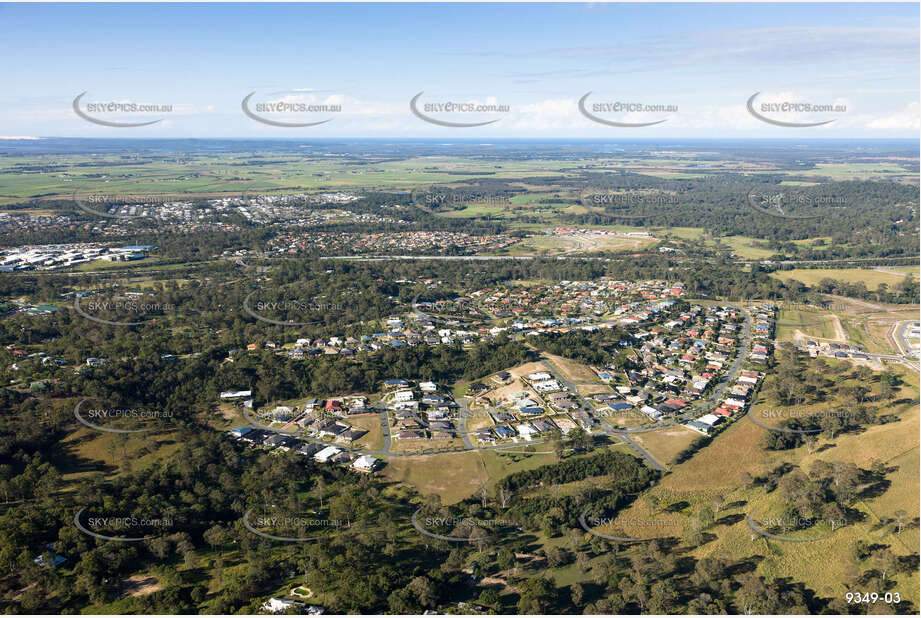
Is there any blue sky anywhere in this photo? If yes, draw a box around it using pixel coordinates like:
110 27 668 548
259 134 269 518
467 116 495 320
1 2 918 138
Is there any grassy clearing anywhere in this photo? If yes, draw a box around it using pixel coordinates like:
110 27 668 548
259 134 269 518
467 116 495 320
770 268 913 289
542 353 598 383
381 451 488 504
717 236 777 260
796 162 914 180
575 383 614 397
349 414 384 451
775 309 838 341
58 425 182 487
74 257 161 271
210 403 246 430
631 426 701 466
466 412 495 432
478 449 559 490
886 266 921 276
388 437 465 455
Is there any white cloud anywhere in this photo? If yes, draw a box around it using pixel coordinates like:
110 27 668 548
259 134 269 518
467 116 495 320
865 102 921 129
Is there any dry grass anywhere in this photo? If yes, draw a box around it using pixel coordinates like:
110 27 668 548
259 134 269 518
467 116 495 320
120 575 163 598
348 414 384 451
543 352 599 383
506 361 551 379
465 412 495 432
389 437 465 455
632 426 702 466
575 383 614 397
381 451 488 504
610 363 921 606
770 268 913 289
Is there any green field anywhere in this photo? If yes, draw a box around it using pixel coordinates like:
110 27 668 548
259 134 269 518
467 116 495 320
775 308 839 341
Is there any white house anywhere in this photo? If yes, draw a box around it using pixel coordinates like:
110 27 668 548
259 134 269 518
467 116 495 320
351 455 379 472
528 371 552 381
419 381 437 393
697 414 722 427
313 446 342 463
533 380 561 393
220 389 252 400
262 598 303 614
516 423 539 440
394 390 414 402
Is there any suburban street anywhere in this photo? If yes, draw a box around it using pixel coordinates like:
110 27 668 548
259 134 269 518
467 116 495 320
242 302 757 474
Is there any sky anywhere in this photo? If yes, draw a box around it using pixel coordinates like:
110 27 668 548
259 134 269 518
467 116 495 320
1 2 918 138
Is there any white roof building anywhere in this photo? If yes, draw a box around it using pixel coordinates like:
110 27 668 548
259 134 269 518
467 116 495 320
351 455 379 472
533 380 561 392
262 598 302 614
394 389 415 402
516 423 539 439
698 414 722 427
313 446 342 462
220 390 252 399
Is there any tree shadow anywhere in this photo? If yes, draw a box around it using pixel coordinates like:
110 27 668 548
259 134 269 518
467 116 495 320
715 513 745 527
857 479 891 501
725 554 764 577
666 501 690 513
